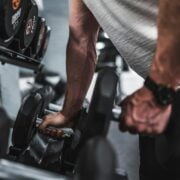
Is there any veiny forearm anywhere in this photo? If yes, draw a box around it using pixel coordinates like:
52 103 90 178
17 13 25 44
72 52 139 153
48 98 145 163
62 37 97 118
150 0 180 87
62 0 99 118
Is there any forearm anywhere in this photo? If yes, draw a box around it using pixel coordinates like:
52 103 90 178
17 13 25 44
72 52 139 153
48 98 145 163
62 0 99 118
62 36 97 117
150 0 180 88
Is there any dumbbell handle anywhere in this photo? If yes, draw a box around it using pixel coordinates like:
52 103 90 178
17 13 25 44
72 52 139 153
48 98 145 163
48 103 62 112
112 107 121 122
36 117 74 138
43 103 62 115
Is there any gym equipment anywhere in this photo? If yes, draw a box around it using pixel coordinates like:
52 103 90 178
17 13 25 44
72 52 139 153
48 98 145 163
0 159 67 180
0 0 50 71
96 29 129 104
77 137 128 180
15 0 38 51
35 69 66 102
0 0 26 46
0 108 11 158
9 69 127 179
155 90 180 175
0 46 43 71
37 25 51 60
27 17 46 58
12 86 54 149
96 29 129 71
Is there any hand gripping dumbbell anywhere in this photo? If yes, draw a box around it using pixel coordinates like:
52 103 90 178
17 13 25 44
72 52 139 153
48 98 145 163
10 86 74 165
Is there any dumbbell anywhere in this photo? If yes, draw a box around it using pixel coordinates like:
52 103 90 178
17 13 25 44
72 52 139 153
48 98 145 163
26 17 46 59
11 88 74 165
11 0 38 52
25 24 51 60
35 69 66 102
36 25 51 60
96 29 129 71
0 0 26 46
12 86 73 150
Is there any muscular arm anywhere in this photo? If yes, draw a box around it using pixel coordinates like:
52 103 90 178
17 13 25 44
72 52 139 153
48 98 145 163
62 0 99 118
39 0 99 129
150 0 180 87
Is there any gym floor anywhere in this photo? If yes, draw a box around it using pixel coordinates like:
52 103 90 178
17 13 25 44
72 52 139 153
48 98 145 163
37 1 144 180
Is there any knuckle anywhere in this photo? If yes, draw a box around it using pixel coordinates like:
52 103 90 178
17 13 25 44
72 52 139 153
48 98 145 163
156 128 164 134
154 126 164 134
136 124 146 133
126 119 133 127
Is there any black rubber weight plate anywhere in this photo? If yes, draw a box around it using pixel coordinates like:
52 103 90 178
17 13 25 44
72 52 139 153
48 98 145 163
0 0 26 39
31 17 46 56
12 92 43 149
38 25 51 59
24 0 38 48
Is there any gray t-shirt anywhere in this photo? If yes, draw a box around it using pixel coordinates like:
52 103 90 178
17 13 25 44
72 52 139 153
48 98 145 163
83 0 158 78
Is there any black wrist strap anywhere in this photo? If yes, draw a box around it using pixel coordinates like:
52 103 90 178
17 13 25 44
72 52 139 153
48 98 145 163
144 77 175 106
144 77 159 94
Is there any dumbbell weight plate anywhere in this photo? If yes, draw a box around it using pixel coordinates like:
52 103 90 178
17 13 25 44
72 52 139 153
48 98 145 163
18 0 38 50
30 17 46 57
12 91 44 149
80 69 118 141
0 0 26 46
37 25 51 60
0 0 26 38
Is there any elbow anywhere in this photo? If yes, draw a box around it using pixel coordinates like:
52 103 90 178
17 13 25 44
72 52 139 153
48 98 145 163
68 25 99 45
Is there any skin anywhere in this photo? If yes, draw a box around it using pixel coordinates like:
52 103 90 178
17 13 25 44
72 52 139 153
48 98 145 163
39 0 180 136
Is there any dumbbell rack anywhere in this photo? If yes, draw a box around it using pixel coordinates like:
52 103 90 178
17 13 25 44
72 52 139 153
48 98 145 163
0 46 43 71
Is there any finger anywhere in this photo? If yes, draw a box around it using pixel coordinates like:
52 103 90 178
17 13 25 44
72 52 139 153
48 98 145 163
40 128 51 135
135 123 147 133
49 129 58 137
151 121 168 134
148 105 171 125
146 126 154 134
39 114 67 130
120 95 131 107
39 118 50 130
140 126 156 136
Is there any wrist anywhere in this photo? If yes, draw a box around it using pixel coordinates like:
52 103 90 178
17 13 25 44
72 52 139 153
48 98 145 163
149 57 180 89
144 76 176 106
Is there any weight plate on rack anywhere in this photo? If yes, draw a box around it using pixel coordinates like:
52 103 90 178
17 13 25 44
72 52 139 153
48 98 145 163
18 0 38 49
0 0 26 46
37 25 51 60
31 17 46 57
12 91 43 149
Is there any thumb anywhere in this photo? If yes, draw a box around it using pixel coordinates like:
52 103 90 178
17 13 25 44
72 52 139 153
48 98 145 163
39 117 50 130
39 113 68 130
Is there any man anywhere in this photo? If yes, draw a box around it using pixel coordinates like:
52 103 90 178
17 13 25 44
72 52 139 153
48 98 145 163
40 0 180 179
